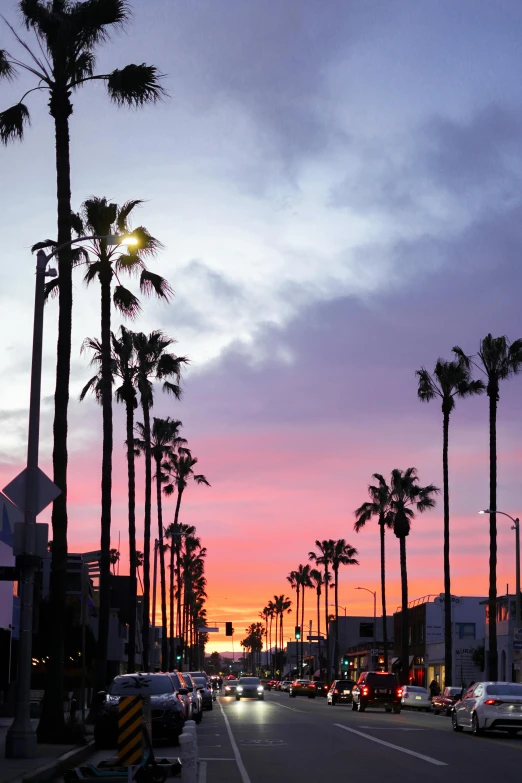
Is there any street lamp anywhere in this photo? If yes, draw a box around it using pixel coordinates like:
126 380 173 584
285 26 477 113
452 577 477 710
479 509 520 678
355 587 377 667
329 603 347 617
5 233 135 760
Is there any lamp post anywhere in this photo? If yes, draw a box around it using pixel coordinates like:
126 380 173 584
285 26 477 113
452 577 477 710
5 233 136 759
355 587 377 667
330 603 347 617
479 509 520 680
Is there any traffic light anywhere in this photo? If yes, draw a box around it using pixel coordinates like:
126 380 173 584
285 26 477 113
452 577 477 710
225 622 233 636
176 646 182 662
295 625 301 640
342 655 349 669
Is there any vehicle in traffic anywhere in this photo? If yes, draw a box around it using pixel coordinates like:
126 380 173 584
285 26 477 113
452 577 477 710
327 679 356 705
351 671 402 713
181 672 204 723
224 679 239 696
432 686 463 715
188 672 213 711
281 680 293 692
312 681 329 697
236 676 265 700
289 679 316 699
401 685 432 711
452 681 522 736
94 673 185 748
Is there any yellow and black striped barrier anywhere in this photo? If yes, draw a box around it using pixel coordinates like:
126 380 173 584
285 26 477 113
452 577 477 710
117 696 143 765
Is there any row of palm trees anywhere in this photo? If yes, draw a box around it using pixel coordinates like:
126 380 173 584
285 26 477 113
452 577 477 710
1 1 169 743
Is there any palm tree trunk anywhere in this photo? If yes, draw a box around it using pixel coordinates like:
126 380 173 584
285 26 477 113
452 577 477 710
141 403 152 671
269 615 273 676
295 586 300 676
155 457 168 669
399 535 409 686
488 386 498 680
169 529 175 670
442 408 452 687
173 490 184 657
324 565 330 683
379 517 388 671
316 587 321 678
301 586 305 677
38 94 73 742
126 397 137 672
334 565 339 678
94 266 113 697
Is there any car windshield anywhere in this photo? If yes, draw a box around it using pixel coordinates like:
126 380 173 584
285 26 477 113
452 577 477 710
406 687 428 694
486 684 522 696
225 680 238 685
239 678 260 684
109 675 173 695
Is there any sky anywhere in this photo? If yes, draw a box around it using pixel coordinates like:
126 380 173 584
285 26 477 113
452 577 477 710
1 0 522 654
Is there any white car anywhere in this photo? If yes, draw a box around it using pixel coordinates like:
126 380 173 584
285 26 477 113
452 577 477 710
452 681 522 736
401 685 432 711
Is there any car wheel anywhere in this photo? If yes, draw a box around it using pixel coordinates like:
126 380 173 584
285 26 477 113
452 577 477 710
434 709 440 715
352 700 358 711
195 711 202 724
384 708 391 713
445 708 452 717
331 699 336 706
452 711 463 732
393 705 401 714
471 713 484 736
358 700 366 712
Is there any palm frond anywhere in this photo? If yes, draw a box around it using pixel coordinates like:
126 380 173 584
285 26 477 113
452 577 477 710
115 253 143 276
31 239 56 252
162 380 182 399
71 50 96 83
79 374 102 403
117 199 143 231
81 336 103 361
415 367 438 403
44 277 60 302
71 211 85 236
106 63 166 106
83 260 102 285
83 196 117 236
0 49 16 81
140 270 173 300
0 103 30 144
128 226 164 256
114 284 141 319
19 0 57 37
68 0 130 49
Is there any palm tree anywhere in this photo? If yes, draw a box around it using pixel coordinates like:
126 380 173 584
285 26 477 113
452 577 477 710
133 331 187 670
388 468 439 684
286 570 301 670
78 197 171 691
266 600 276 676
0 3 164 740
164 522 195 669
273 595 292 670
331 540 358 676
163 453 209 666
135 417 185 669
416 357 485 686
260 607 271 671
299 565 312 677
454 335 522 680
354 474 394 671
309 568 327 678
109 548 120 575
309 540 334 681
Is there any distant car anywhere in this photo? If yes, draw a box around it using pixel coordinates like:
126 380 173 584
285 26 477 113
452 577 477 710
312 681 329 697
289 680 315 699
281 681 293 692
94 673 185 748
351 671 402 713
401 685 432 711
452 681 522 736
182 673 204 724
432 686 463 716
327 679 356 705
236 676 264 700
188 673 213 711
264 680 276 691
224 679 239 696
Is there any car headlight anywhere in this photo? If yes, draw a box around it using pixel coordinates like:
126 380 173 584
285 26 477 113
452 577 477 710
106 695 119 705
257 686 263 692
237 686 243 692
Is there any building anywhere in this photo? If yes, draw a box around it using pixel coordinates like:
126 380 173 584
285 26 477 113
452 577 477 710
329 615 394 680
484 593 520 682
0 494 22 703
393 593 487 687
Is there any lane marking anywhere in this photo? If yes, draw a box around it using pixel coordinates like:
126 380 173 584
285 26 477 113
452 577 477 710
199 757 235 761
359 727 425 731
334 724 447 766
269 701 304 713
218 700 252 783
199 761 207 783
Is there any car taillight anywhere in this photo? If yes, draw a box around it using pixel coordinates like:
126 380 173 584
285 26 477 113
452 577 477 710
484 698 500 705
334 689 338 694
397 688 403 697
362 687 369 696
403 693 409 699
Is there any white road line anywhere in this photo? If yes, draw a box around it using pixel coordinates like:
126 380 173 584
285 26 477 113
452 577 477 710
199 758 235 761
198 761 207 782
218 700 252 783
334 724 448 766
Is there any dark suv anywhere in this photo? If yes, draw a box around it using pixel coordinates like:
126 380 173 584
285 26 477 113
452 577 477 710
351 672 402 713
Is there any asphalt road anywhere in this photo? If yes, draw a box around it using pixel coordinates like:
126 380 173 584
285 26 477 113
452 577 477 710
68 691 522 783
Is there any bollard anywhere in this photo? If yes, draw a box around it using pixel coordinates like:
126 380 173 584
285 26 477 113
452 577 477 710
183 721 198 765
179 733 197 783
117 696 143 766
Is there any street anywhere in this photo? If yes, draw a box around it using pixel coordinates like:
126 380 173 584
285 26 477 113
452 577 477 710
76 690 522 783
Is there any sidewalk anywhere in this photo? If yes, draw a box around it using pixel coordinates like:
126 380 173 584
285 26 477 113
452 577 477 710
0 719 95 783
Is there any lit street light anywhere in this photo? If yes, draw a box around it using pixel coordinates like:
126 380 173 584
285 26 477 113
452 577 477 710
4 233 135 759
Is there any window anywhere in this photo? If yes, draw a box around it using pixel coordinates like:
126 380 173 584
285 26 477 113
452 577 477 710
456 623 475 639
473 684 483 697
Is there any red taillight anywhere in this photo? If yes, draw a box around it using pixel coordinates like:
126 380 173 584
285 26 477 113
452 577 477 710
484 698 499 705
362 687 369 696
333 689 338 694
397 688 403 697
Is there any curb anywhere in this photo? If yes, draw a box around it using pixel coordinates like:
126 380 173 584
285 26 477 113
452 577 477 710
7 740 96 783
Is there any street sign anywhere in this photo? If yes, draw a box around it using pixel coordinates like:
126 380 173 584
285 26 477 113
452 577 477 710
198 627 219 632
0 565 18 581
3 468 60 515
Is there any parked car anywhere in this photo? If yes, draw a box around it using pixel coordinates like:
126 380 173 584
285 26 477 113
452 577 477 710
432 686 463 716
188 672 213 711
452 681 522 736
224 679 239 697
312 681 329 697
351 671 402 713
289 680 316 699
182 673 204 724
94 673 185 748
236 676 265 700
327 679 356 705
401 685 432 711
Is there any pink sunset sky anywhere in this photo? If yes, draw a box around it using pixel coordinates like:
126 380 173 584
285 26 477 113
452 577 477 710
2 1 522 653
